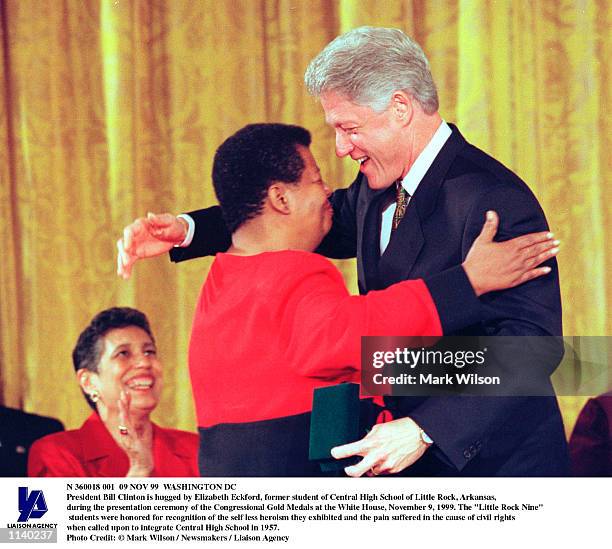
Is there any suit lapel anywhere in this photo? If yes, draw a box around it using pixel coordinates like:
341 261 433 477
358 184 392 292
375 124 468 283
379 202 425 281
81 413 129 476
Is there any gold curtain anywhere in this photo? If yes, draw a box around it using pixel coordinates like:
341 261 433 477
1 0 609 436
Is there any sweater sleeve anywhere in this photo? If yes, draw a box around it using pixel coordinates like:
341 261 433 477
279 257 442 380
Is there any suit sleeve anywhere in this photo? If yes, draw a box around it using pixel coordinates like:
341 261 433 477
169 206 231 262
468 184 562 337
464 184 564 381
408 182 564 471
28 438 87 477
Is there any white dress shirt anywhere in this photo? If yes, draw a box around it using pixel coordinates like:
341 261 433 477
380 121 452 254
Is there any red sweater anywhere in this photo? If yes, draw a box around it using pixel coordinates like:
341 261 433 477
189 250 441 428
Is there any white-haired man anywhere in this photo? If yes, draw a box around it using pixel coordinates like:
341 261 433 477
118 27 568 477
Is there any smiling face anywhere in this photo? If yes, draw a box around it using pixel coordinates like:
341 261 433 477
81 325 162 415
286 145 333 250
320 90 410 190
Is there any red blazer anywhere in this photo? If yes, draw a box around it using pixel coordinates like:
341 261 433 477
28 413 198 477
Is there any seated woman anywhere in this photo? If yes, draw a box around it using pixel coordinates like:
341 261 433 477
28 307 198 477
190 123 557 476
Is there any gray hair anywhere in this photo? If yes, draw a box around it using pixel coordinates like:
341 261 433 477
304 26 438 114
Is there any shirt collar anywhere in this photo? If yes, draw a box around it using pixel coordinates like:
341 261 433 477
399 120 452 195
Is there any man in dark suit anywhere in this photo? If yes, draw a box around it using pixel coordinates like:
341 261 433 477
117 27 568 476
0 406 64 476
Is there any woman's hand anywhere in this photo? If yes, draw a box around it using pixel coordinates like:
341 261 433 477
463 211 559 296
116 390 155 477
117 212 188 279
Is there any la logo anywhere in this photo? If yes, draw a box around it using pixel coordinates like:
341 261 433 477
18 487 48 522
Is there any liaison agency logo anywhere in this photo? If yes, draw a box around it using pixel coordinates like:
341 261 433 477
18 487 48 522
0 486 57 543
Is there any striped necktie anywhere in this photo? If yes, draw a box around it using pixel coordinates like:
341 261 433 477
392 180 409 232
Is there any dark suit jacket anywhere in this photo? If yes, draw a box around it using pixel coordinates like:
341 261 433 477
0 406 64 477
171 124 569 476
28 412 199 477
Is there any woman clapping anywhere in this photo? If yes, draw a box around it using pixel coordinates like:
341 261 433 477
28 307 198 477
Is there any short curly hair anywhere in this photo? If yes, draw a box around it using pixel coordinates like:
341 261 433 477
72 307 154 409
212 123 312 232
